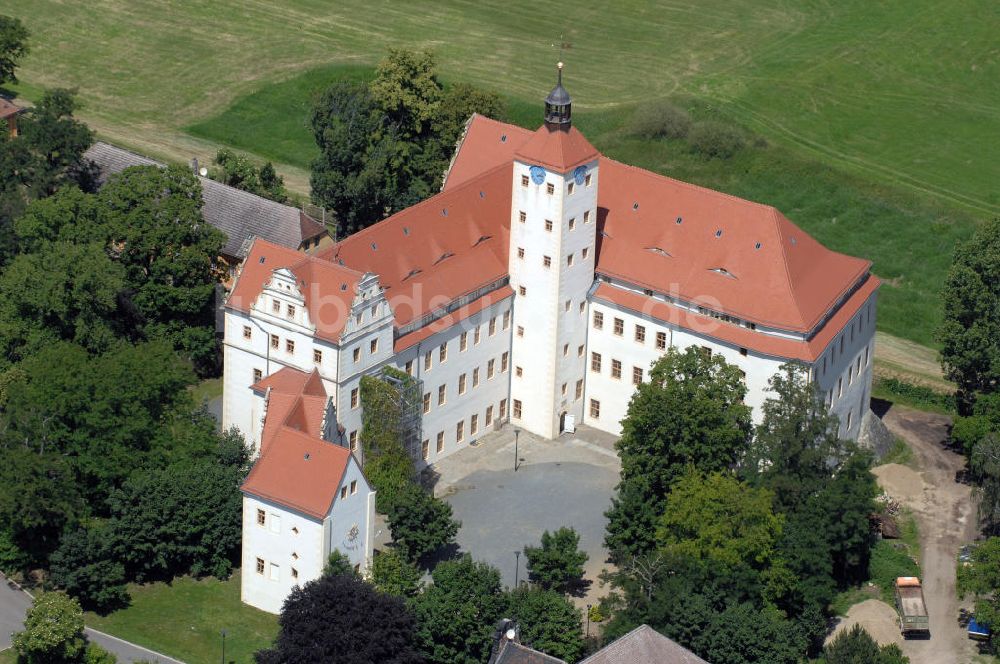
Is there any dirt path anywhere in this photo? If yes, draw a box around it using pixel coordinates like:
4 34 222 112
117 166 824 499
872 405 979 664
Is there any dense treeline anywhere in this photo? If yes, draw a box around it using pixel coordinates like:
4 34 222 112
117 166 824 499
0 18 244 613
602 349 879 662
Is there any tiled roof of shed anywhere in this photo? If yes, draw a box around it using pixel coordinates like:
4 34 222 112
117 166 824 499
0 97 23 120
580 624 708 664
83 142 327 258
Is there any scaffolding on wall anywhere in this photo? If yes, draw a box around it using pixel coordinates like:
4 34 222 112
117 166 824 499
376 367 424 464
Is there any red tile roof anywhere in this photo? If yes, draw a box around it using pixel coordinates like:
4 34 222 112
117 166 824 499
513 123 599 172
593 275 879 362
320 164 512 327
394 287 514 353
0 98 21 120
228 239 364 341
444 115 533 191
241 425 349 519
446 115 873 335
242 366 349 519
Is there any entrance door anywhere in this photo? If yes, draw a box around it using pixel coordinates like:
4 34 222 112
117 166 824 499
563 413 576 434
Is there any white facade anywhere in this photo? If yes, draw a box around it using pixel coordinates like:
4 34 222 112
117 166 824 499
241 456 376 615
508 157 598 438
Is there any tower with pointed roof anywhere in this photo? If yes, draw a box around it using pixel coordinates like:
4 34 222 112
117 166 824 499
507 64 600 438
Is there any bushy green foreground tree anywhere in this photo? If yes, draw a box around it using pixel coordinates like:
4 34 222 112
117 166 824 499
10 592 117 664
211 148 287 203
0 15 29 86
505 586 584 663
311 49 504 235
823 624 909 663
524 527 588 594
605 346 752 559
256 573 424 664
371 549 422 598
939 217 1000 413
603 362 878 661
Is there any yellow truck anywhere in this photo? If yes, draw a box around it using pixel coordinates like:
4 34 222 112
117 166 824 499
894 576 929 636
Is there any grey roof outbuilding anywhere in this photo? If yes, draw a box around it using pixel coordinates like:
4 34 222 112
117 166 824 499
580 624 709 664
83 141 328 259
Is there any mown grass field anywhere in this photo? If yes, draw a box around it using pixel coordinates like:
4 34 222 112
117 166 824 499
84 574 278 664
2 0 995 349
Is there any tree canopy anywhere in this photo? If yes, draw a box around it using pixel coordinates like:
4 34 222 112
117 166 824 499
310 49 505 236
212 148 287 203
939 217 1000 413
505 586 584 663
12 592 88 664
0 15 29 86
523 527 588 594
257 573 424 664
605 346 752 559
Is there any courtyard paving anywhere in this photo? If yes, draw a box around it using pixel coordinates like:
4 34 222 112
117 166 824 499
429 424 621 606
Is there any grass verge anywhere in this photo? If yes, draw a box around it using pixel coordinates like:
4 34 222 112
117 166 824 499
189 377 224 407
880 437 916 467
872 376 956 415
84 574 278 664
0 649 15 664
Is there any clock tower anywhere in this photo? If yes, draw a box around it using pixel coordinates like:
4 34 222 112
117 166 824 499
507 64 600 439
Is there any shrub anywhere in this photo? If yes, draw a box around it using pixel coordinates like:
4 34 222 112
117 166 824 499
688 121 746 159
385 482 460 565
49 525 130 614
628 101 691 140
524 527 588 594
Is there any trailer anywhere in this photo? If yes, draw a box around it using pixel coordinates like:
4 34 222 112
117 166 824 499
894 577 929 636
968 616 990 641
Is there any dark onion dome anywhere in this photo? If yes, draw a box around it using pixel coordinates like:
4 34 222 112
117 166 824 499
544 62 572 128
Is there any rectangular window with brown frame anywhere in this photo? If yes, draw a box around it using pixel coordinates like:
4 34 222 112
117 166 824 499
460 331 468 351
271 334 279 349
512 399 521 419
593 311 603 330
287 304 295 318
253 368 262 383
521 175 529 187
243 325 252 340
545 219 553 232
635 325 646 343
423 392 431 414
501 352 509 372
349 430 358 451
471 414 479 435
354 347 361 363
313 348 322 364
590 399 600 419
575 379 583 400
613 318 624 336
424 351 432 371
285 339 295 353
633 366 643 385
350 388 359 409
256 557 265 574
546 183 555 195
439 342 447 362
456 420 465 443
591 352 602 373
256 509 266 526
438 384 446 406
489 317 497 336
458 373 467 395
436 432 444 452
656 331 667 350
487 359 495 379
370 339 378 354
500 398 508 419
611 359 622 379
422 439 429 460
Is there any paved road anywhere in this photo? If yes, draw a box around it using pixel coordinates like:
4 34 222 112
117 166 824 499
0 577 183 663
436 426 620 600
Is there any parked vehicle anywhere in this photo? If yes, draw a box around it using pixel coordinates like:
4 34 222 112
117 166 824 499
968 616 991 641
959 544 976 566
894 577 930 636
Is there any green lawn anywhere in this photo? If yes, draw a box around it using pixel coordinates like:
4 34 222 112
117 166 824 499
5 0 998 216
2 0 994 348
189 377 224 407
0 649 15 664
84 574 278 664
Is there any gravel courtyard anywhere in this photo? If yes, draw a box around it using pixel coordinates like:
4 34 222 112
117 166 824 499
430 425 621 603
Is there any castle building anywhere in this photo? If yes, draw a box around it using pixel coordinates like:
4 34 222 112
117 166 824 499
224 70 877 604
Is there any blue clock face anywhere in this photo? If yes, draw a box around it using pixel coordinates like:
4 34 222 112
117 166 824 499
529 166 546 185
573 165 588 186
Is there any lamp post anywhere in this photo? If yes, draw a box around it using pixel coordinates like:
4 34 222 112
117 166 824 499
513 427 521 472
220 629 227 664
586 604 591 638
514 550 520 587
